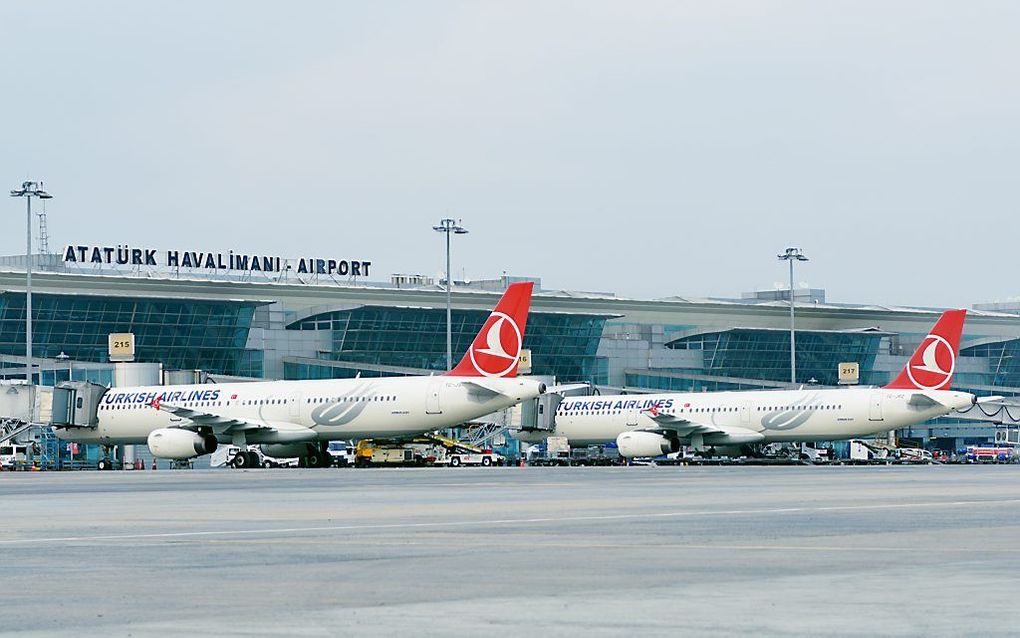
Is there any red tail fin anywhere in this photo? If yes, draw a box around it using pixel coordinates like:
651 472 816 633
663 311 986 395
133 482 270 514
448 281 533 378
885 309 966 390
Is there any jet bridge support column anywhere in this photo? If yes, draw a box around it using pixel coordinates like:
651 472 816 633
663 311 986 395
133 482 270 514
114 363 162 470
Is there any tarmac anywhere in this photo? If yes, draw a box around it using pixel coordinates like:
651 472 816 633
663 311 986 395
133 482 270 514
2 464 1019 636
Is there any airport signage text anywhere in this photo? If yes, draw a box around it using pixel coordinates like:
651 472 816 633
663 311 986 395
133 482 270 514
63 245 371 277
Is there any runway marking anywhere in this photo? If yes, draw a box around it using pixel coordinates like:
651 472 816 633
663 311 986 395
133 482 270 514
195 538 1020 554
3 497 1020 546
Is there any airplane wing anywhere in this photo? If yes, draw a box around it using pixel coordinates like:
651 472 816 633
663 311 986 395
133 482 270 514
149 399 274 435
640 411 726 437
635 407 765 445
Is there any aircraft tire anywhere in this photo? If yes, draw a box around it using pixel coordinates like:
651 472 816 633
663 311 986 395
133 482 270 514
233 453 251 469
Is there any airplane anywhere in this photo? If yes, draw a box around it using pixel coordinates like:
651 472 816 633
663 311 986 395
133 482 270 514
54 282 548 468
541 309 993 459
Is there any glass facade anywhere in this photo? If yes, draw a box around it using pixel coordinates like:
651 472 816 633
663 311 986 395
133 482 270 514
959 338 1020 388
665 328 885 386
283 361 418 381
625 371 779 393
289 306 610 383
0 292 264 377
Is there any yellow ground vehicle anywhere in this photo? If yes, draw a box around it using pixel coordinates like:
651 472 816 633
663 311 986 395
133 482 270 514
354 440 428 466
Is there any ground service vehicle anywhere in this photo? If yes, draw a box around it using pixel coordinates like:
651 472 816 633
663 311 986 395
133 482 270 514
434 449 502 467
966 446 1016 463
0 444 27 469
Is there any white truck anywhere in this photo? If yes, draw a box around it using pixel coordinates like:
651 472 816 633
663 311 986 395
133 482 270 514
214 445 299 469
327 441 356 467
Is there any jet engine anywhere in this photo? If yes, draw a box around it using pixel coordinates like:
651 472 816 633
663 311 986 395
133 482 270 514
147 428 218 460
616 431 679 458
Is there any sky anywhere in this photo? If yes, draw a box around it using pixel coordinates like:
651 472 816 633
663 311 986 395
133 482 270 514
1 1 1018 308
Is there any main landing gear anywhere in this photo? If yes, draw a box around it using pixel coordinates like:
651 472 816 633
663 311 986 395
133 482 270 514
232 451 260 469
299 444 332 468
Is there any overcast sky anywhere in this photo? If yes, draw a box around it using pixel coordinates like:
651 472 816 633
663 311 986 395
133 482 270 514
2 1 1017 307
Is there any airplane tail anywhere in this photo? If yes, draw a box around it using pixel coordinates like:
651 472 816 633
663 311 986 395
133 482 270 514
447 281 533 378
884 309 966 390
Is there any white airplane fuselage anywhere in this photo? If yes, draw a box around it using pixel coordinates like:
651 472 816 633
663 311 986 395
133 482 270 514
55 376 545 446
549 387 975 447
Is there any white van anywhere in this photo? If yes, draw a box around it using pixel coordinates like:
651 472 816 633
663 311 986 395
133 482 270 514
0 444 28 470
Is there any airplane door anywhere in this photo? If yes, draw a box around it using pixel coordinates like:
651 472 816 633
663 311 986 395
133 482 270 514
426 381 443 415
289 392 301 419
868 392 884 421
740 403 751 425
626 409 638 426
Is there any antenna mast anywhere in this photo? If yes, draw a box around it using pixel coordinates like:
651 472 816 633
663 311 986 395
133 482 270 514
36 200 50 254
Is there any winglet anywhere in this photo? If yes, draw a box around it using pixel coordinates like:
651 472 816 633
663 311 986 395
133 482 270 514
885 309 966 390
447 282 533 378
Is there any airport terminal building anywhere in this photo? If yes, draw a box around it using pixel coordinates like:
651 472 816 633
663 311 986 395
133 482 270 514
2 247 1019 449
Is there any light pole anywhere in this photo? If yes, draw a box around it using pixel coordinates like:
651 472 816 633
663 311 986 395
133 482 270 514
432 218 468 371
56 351 71 382
10 181 53 383
777 247 808 385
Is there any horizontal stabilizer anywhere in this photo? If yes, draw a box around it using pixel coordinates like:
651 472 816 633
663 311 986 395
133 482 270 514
907 394 945 408
460 380 507 398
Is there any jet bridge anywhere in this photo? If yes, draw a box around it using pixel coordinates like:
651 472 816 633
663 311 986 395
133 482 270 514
51 381 106 429
0 382 48 446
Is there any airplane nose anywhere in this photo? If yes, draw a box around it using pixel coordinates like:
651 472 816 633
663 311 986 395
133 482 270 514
537 382 547 395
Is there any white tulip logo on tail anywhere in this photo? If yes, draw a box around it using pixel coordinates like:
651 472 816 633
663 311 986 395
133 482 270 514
468 311 522 377
906 334 955 390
